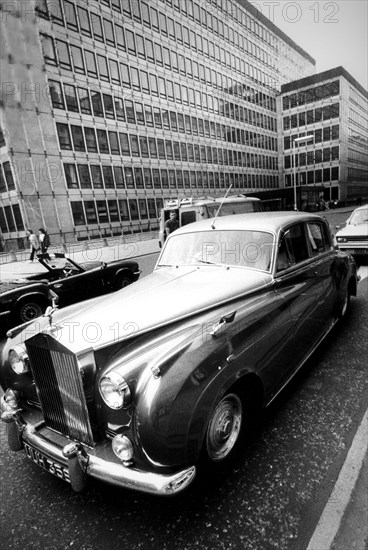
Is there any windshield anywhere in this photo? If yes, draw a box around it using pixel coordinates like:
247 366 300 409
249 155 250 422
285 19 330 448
158 230 275 272
350 208 368 225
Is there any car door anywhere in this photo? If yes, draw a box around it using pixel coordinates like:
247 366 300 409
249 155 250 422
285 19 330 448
305 220 336 326
273 222 326 369
50 269 107 307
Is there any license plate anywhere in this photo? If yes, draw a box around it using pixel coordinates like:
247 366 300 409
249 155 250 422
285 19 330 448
24 443 70 483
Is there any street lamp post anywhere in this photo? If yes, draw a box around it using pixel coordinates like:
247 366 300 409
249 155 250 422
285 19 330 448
292 135 314 211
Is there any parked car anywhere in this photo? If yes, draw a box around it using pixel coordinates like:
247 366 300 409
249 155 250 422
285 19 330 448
0 212 358 496
0 253 141 325
335 205 368 258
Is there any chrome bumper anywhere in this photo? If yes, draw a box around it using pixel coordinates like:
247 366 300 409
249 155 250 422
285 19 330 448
1 395 196 496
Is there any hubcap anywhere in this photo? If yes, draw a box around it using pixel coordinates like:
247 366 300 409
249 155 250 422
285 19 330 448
20 303 42 322
206 394 242 461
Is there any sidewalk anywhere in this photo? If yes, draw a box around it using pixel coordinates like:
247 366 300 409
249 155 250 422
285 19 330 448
0 237 160 280
307 407 368 550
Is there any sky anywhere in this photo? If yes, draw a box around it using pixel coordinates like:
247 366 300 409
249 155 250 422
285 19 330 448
250 0 368 88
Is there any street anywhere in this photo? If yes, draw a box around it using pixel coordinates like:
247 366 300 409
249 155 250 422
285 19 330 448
1 210 367 550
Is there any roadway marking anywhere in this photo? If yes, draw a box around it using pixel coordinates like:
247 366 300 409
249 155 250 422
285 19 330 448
306 407 368 550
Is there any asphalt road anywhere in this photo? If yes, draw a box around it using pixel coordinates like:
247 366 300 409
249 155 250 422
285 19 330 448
1 266 367 550
1 209 367 550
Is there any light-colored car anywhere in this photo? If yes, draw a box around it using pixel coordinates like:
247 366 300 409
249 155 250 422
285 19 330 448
335 205 368 257
0 212 358 496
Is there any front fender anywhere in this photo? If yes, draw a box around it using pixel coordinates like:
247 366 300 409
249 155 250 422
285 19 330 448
134 323 251 468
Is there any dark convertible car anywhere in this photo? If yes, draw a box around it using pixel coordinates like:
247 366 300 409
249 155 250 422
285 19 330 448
0 253 140 325
0 212 358 496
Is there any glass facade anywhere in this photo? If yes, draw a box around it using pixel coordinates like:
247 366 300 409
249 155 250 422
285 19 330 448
280 69 368 206
1 0 316 243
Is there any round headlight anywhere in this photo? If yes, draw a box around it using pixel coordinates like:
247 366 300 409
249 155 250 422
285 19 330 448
99 372 131 410
337 237 347 243
8 346 30 375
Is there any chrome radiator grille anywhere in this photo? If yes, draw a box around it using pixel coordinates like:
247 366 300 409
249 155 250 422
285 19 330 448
26 334 94 447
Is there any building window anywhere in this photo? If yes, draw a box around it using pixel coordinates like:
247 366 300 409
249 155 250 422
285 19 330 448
91 165 103 188
64 163 79 189
77 165 92 188
114 166 125 188
84 50 97 77
78 88 91 114
91 92 104 117
64 84 78 112
102 166 115 188
78 7 91 36
97 130 109 154
49 80 64 109
129 199 139 220
85 201 97 224
56 40 71 69
71 126 85 151
119 200 130 221
3 162 15 190
108 132 120 155
103 94 115 118
84 127 98 153
71 202 86 226
40 34 57 65
92 14 104 42
56 123 72 150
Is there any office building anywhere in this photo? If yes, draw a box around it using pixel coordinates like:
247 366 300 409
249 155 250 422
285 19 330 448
0 0 315 249
280 67 368 209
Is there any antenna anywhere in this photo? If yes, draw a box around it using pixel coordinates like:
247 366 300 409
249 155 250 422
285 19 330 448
211 184 233 229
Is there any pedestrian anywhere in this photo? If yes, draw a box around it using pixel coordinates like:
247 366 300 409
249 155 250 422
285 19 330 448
164 211 179 240
26 229 39 262
38 228 50 254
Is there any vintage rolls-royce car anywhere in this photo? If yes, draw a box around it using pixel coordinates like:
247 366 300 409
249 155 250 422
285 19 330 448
0 212 358 496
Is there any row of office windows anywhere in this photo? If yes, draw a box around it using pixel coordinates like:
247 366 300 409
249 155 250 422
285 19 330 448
42 32 277 113
70 196 161 227
283 104 340 130
37 0 277 87
56 123 278 168
49 80 276 135
284 126 339 150
0 204 24 234
349 87 368 113
348 108 368 129
0 161 16 194
285 167 339 186
348 148 368 166
348 167 368 182
284 147 339 168
65 163 278 194
348 128 368 149
282 81 340 110
49 80 277 135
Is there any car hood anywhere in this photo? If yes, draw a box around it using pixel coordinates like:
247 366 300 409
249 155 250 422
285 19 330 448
18 266 272 353
336 224 368 237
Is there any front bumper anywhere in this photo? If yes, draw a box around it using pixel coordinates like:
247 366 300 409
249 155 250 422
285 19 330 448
1 395 196 496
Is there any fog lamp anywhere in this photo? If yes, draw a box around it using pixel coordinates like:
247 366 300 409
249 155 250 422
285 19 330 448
8 346 30 375
112 434 134 465
4 389 20 410
336 237 347 243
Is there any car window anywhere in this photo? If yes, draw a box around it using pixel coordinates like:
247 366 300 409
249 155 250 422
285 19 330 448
306 223 328 255
158 230 275 272
282 224 309 265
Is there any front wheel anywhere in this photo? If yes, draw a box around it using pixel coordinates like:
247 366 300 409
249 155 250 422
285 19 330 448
206 393 243 462
16 300 44 323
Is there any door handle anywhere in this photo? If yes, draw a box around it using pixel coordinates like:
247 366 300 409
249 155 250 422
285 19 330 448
54 283 63 288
